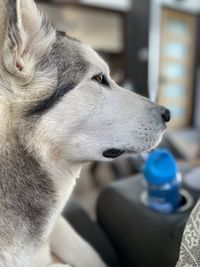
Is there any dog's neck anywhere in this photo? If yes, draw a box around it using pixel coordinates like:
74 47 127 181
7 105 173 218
37 150 83 237
29 139 83 236
0 128 82 240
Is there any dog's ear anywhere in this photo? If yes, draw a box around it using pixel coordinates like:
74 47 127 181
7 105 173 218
2 0 55 83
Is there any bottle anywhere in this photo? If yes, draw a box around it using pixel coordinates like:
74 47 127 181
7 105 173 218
143 149 181 213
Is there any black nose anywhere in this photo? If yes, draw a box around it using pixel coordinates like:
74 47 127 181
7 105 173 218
161 108 171 122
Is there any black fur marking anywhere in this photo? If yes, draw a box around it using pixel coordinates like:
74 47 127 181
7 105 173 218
28 36 89 116
28 82 75 115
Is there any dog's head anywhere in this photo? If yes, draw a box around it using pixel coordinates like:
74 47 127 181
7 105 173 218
0 0 170 163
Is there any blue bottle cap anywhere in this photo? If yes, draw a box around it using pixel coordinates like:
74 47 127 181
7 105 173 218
143 149 177 185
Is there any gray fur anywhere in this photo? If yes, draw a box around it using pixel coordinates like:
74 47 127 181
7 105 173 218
0 141 56 244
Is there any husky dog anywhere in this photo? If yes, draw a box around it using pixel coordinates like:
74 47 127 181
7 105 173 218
0 0 170 266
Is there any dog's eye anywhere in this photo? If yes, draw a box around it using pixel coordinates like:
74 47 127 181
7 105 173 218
92 74 109 87
93 74 103 84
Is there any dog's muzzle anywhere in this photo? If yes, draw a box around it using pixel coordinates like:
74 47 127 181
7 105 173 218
103 149 125 159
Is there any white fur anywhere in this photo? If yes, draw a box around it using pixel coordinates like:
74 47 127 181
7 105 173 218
50 216 106 267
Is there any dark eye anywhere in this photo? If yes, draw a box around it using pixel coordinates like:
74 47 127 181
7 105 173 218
92 74 109 87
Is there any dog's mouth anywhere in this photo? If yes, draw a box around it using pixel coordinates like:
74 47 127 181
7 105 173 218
103 148 125 159
102 143 158 159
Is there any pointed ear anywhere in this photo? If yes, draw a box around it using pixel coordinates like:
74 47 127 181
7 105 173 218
2 0 56 83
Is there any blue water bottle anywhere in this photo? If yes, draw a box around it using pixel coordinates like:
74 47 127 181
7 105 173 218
143 149 180 213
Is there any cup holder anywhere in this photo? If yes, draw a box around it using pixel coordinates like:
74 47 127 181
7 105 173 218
140 189 194 214
177 189 194 212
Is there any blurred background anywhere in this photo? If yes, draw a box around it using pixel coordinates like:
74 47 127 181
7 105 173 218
36 1 200 266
